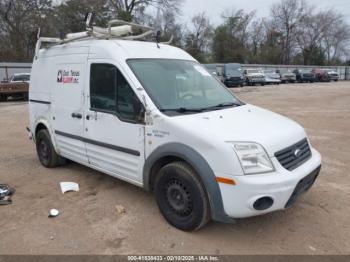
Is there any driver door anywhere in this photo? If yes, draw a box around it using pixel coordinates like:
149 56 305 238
83 62 145 185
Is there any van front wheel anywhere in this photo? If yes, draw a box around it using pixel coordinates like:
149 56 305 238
36 129 65 168
154 161 210 231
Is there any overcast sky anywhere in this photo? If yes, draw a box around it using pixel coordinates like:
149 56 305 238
181 0 350 25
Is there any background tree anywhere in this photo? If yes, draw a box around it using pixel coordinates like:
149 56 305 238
270 0 308 64
107 0 183 22
54 0 112 35
212 10 255 63
0 0 54 61
184 12 213 62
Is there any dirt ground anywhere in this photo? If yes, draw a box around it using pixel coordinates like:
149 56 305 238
0 81 349 255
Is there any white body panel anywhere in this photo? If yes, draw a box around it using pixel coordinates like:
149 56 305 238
29 39 322 219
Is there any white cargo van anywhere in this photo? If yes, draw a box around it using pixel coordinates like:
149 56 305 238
29 20 321 231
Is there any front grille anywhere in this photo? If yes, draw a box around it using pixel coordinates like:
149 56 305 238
275 138 312 171
285 165 321 208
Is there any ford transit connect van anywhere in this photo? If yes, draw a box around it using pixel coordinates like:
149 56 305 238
29 21 321 231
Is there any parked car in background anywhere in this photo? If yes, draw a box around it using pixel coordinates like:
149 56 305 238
293 69 315 83
0 73 30 101
243 68 265 86
276 69 296 83
312 68 339 82
264 70 281 85
221 63 244 87
325 69 340 81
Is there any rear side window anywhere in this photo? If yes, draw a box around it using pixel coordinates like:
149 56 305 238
90 64 142 122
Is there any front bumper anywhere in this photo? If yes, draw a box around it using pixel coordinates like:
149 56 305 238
282 77 296 82
266 79 281 83
328 75 339 80
217 147 321 218
224 78 244 87
301 76 315 81
249 78 265 83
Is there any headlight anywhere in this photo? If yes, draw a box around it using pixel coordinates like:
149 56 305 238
229 142 275 175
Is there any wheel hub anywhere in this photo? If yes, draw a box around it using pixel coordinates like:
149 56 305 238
39 140 49 160
165 180 192 216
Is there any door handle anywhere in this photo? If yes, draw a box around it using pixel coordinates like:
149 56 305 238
86 112 98 121
71 113 83 119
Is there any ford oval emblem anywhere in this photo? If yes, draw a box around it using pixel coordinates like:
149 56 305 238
294 148 302 158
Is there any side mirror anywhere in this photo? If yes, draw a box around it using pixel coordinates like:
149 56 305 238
133 100 146 124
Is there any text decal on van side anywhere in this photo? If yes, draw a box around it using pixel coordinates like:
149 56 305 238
57 70 80 84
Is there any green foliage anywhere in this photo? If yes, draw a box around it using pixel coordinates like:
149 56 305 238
117 10 133 22
212 10 252 63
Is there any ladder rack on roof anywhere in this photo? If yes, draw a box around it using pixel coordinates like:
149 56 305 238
35 19 170 57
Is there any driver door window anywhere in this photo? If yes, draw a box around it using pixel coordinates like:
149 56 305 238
90 64 143 123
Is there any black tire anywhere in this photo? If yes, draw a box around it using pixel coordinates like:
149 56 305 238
0 94 7 102
23 93 28 101
35 129 65 168
261 83 265 86
154 161 210 231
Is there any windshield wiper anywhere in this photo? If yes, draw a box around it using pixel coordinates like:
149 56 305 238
160 102 242 114
160 107 204 113
201 102 242 111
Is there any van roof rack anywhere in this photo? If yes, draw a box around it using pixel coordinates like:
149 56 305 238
35 19 172 57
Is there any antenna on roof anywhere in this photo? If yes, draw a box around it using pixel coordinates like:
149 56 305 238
37 27 41 40
59 30 65 40
84 12 95 28
156 31 161 49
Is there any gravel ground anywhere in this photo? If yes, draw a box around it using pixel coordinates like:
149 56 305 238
0 81 349 255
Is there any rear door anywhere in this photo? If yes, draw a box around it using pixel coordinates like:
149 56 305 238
83 61 145 185
51 53 89 164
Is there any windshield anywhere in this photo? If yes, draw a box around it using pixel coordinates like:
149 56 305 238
225 65 242 77
247 69 261 74
299 69 312 73
280 69 292 73
127 59 242 114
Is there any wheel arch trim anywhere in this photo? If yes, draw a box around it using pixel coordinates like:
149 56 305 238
143 142 235 224
33 119 59 151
